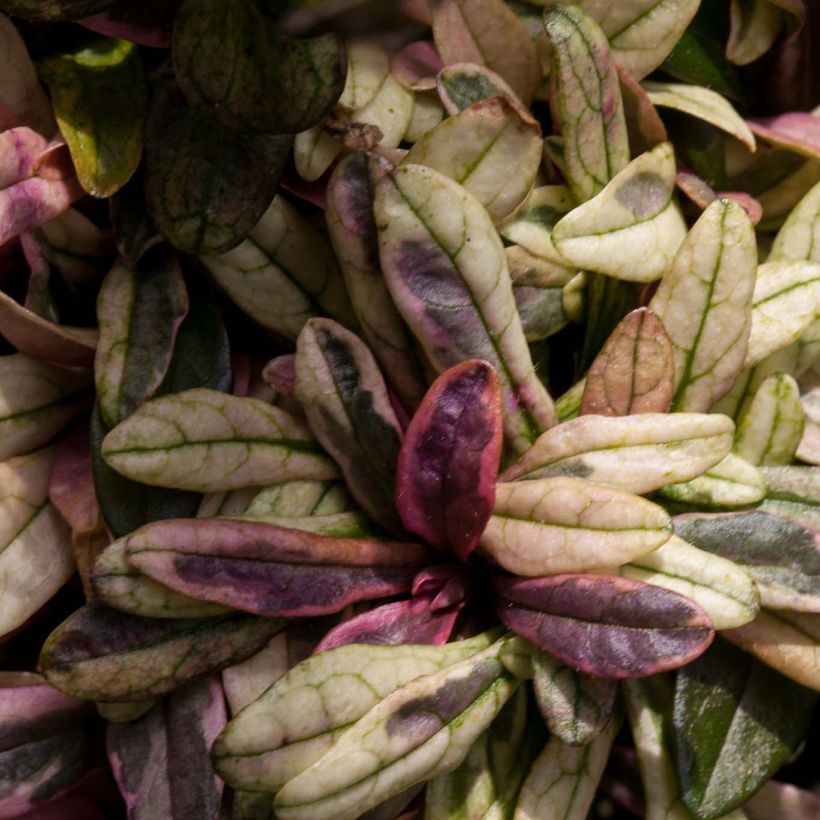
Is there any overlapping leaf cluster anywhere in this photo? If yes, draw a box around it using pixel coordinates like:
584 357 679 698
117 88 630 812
1 0 820 818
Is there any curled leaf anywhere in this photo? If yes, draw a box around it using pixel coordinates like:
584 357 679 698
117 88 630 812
748 112 820 160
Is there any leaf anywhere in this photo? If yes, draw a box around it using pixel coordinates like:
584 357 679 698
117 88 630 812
101 388 338 493
745 780 820 820
512 712 617 820
734 373 804 465
495 573 713 678
107 677 226 820
429 0 540 105
551 142 688 283
173 0 345 133
649 199 757 412
400 95 541 223
212 632 499 792
339 39 390 110
622 534 760 629
798 389 820 464
245 479 352 517
748 112 820 160
125 517 432 617
92 536 229 619
618 65 668 155
727 0 784 65
768 180 820 263
0 448 75 639
143 81 292 255
273 639 519 820
0 0 113 20
94 247 188 427
482 477 672 576
222 630 289 715
435 61 525 116
745 261 820 367
325 151 428 410
396 359 502 561
38 37 147 197
39 603 286 702
0 673 101 819
581 308 674 415
658 452 768 508
500 412 734 495
673 638 817 818
374 163 556 455
0 353 90 461
544 4 629 203
675 510 820 613
643 81 756 150
661 28 745 101
294 319 403 532
292 125 342 184
531 650 616 746
0 13 55 133
508 248 573 341
202 194 356 341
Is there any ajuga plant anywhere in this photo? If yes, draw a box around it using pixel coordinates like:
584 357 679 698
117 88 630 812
2 0 820 819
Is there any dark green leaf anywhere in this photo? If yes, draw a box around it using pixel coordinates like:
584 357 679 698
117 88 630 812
660 29 744 102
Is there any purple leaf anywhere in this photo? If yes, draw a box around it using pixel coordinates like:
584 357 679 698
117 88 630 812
126 518 433 617
107 677 226 820
391 41 442 90
747 112 820 160
262 354 297 396
495 574 714 678
397 359 502 561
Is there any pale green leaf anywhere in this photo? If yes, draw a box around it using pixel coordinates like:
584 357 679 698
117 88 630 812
797 388 820 464
293 126 342 183
481 476 672 576
551 142 688 282
213 632 501 792
658 453 768 508
404 91 445 143
768 180 820 264
351 72 415 149
501 412 734 495
101 388 339 493
727 0 783 66
649 199 757 411
222 631 290 715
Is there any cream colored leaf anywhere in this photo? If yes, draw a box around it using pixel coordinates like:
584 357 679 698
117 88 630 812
293 126 342 183
727 0 783 66
658 453 768 508
768 181 820 264
338 40 390 112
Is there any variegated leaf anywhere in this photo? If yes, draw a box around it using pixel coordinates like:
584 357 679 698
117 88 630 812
213 632 500 792
374 163 556 454
649 199 757 411
273 638 519 820
294 318 404 533
245 479 352 517
403 90 445 143
501 412 733 495
551 143 687 282
401 95 541 223
482 477 672 575
222 631 290 715
544 4 628 203
798 388 820 464
239 511 380 538
748 112 820 161
658 452 768 508
435 61 525 116
768 180 820 264
101 388 338 493
727 0 784 65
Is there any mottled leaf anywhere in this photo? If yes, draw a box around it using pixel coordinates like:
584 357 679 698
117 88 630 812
143 81 291 255
501 412 733 495
435 61 524 116
202 194 356 341
544 4 629 203
375 163 556 454
649 199 757 411
340 39 390 109
273 638 518 820
325 151 427 410
294 318 403 532
622 533 759 629
748 112 820 160
94 247 188 427
213 632 499 792
658 452 768 508
39 603 286 701
674 638 817 818
173 0 344 133
245 479 352 518
768 180 820 263
125 517 431 617
551 142 687 282
0 448 75 638
107 677 226 820
401 95 541 223
495 573 713 677
397 360 501 561
513 712 616 820
430 0 540 104
531 650 616 746
101 388 337 492
38 37 146 197
581 308 674 415
675 510 820 613
0 353 90 461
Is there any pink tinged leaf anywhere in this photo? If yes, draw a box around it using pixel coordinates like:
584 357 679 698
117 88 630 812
747 113 820 160
618 67 668 155
78 13 172 48
262 354 297 396
581 308 674 416
391 41 443 91
125 518 434 618
676 171 763 224
494 574 714 679
412 565 471 611
0 127 50 187
107 677 226 820
397 359 503 561
33 141 75 181
0 175 83 246
279 169 328 209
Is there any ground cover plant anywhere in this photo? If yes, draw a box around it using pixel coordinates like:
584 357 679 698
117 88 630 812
0 0 820 818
